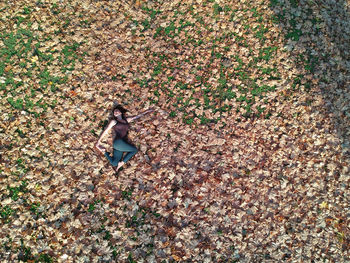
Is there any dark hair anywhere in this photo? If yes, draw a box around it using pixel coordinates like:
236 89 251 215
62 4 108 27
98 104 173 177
110 104 134 144
110 104 128 121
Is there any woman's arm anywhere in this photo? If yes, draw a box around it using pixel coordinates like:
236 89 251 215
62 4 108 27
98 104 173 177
126 108 155 123
96 120 116 145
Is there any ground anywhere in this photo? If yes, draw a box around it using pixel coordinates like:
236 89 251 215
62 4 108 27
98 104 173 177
0 0 349 262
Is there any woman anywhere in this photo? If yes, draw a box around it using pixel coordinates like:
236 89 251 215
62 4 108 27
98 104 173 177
96 105 154 172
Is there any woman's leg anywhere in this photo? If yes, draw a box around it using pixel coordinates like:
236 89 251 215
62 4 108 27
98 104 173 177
104 148 123 166
113 139 138 164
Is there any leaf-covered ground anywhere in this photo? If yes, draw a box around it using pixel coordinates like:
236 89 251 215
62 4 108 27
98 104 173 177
0 0 349 262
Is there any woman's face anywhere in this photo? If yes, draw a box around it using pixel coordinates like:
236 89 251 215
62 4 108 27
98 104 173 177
114 109 122 117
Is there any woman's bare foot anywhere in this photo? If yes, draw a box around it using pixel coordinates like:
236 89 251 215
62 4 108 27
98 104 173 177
116 161 125 171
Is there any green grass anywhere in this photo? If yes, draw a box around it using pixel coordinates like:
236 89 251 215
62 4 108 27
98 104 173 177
213 3 223 16
3 0 313 130
7 180 28 201
0 9 83 118
0 205 15 223
88 199 102 213
16 238 53 262
121 187 134 201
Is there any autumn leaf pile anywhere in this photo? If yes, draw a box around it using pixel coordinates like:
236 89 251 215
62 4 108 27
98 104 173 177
0 0 349 262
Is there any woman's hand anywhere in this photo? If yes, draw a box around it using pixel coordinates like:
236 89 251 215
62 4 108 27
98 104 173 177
96 143 106 153
128 108 156 122
145 108 155 114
